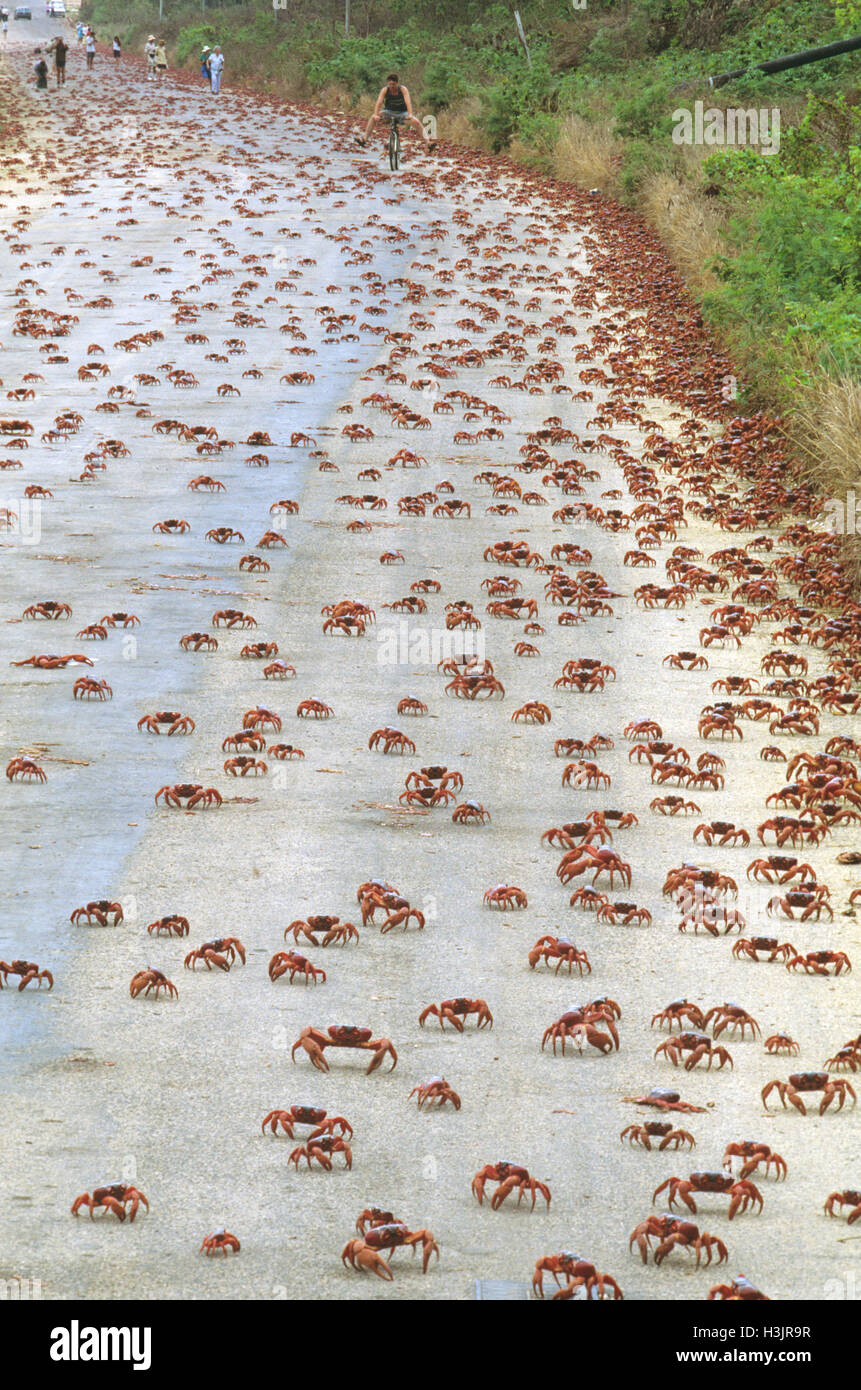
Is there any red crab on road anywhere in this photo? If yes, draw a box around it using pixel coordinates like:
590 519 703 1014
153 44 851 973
824 1191 861 1224
630 1214 727 1267
200 1230 240 1255
655 1033 733 1071
138 711 195 735
708 1276 769 1300
342 1223 439 1280
6 757 46 783
72 1183 148 1222
472 1162 551 1211
261 1106 352 1140
129 969 177 1001
653 1172 763 1220
155 783 222 808
0 959 53 991
723 1141 787 1180
533 1253 622 1300
70 900 123 927
185 938 246 970
409 1076 461 1110
289 1136 352 1171
419 998 493 1031
623 1090 707 1114
620 1122 695 1152
483 884 527 910
269 951 326 985
529 936 591 976
761 1072 856 1115
291 1025 397 1074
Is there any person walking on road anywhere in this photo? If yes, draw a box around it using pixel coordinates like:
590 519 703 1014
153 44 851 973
199 44 210 82
112 35 121 61
85 28 95 70
208 45 224 95
155 38 167 84
144 34 156 82
76 21 83 44
2 16 8 42
50 33 67 86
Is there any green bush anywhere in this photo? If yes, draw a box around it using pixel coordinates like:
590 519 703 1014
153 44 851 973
421 55 467 112
613 82 676 138
701 113 861 376
175 25 220 65
307 35 421 97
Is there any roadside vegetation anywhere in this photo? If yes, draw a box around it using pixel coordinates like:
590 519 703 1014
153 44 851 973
82 0 861 563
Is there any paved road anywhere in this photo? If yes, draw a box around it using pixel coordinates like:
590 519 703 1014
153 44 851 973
0 33 858 1301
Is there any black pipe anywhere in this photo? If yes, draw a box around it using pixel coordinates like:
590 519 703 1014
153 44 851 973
709 34 861 88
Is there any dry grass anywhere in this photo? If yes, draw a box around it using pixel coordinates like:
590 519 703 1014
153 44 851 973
440 97 489 150
315 83 369 114
790 369 861 581
551 114 620 195
638 166 726 294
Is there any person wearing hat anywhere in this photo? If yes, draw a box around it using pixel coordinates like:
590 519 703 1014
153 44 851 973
208 45 224 95
200 44 211 82
144 34 156 81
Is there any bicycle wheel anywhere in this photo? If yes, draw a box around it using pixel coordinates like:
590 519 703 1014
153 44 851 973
389 121 400 172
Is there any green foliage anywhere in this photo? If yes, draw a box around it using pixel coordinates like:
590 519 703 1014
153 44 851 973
175 25 220 65
421 55 468 112
701 102 861 375
834 0 861 30
474 48 557 150
307 34 421 96
613 83 676 139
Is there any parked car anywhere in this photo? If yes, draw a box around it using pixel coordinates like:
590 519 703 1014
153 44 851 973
15 6 33 17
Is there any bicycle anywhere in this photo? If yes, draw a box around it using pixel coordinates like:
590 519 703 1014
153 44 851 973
380 111 407 171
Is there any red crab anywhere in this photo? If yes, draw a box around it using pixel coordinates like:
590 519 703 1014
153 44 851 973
653 1172 763 1220
761 1072 856 1115
0 959 53 991
71 1183 148 1222
200 1230 240 1255
290 1025 397 1074
629 1214 727 1267
472 1162 551 1211
419 998 493 1031
261 1106 352 1140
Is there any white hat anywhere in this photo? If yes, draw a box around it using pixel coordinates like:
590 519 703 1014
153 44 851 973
203 44 209 49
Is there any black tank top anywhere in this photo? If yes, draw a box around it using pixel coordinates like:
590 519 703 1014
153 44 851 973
384 85 407 113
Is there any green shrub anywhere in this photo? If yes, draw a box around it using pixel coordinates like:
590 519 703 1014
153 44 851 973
175 25 220 65
613 82 676 138
307 35 421 97
421 55 468 111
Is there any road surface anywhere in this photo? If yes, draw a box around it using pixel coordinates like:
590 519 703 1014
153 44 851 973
0 25 858 1301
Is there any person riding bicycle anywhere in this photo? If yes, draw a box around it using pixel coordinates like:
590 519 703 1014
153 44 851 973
356 74 436 153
